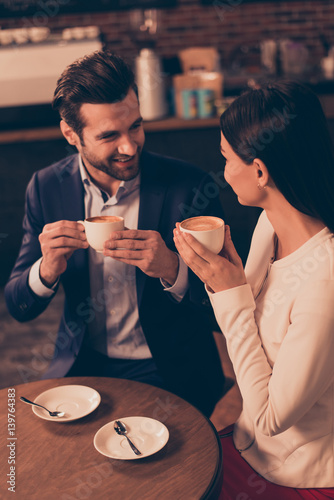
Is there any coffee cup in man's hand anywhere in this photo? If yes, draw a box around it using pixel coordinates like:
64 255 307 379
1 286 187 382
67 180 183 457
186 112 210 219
78 216 124 252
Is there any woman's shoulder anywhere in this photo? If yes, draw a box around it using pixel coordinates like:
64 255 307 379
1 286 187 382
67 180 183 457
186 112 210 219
303 227 334 280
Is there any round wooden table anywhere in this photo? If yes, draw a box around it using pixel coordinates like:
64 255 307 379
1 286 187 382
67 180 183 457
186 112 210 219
0 377 223 499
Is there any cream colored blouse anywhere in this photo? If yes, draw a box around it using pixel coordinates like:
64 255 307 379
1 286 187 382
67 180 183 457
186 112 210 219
208 211 334 487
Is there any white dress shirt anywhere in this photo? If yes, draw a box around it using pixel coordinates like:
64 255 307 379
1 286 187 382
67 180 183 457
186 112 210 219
29 155 189 359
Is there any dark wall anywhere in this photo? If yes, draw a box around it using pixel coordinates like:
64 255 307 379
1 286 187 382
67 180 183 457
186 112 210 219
0 1 333 69
0 0 177 18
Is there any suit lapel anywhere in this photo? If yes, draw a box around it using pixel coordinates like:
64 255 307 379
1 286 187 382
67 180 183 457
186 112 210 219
136 151 167 307
57 155 89 298
58 155 85 222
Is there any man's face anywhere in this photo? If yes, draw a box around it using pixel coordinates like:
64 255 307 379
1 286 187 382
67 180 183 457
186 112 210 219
76 89 145 183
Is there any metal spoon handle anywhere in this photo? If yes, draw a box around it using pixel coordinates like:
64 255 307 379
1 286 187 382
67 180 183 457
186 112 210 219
124 435 141 456
20 396 48 411
20 396 51 412
20 396 65 417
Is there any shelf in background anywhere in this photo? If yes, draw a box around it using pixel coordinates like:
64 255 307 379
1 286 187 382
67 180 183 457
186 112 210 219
0 116 221 144
1 93 334 144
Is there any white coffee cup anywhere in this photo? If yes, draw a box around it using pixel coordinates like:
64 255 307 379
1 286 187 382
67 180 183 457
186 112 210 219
179 216 225 254
78 216 124 252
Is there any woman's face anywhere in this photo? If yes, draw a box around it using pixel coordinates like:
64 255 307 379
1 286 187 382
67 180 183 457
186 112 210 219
220 132 263 207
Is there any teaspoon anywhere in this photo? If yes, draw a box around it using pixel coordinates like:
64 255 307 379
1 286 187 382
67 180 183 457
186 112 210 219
114 420 141 455
20 396 65 417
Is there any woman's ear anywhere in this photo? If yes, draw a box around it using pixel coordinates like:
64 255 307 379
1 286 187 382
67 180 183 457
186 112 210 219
253 158 270 189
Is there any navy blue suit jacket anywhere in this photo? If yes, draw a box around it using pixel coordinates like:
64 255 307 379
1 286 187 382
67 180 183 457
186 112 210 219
5 150 225 415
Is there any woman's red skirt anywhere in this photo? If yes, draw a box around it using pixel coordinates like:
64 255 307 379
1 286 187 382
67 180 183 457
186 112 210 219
219 425 334 500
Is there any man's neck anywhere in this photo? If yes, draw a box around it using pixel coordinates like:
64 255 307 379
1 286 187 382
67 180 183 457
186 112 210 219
81 158 121 197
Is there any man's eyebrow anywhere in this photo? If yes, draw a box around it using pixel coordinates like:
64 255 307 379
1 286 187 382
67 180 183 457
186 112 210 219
131 117 143 128
95 117 143 140
95 129 116 140
220 146 225 154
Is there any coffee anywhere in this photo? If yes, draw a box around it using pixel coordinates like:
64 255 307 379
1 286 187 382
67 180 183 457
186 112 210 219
179 216 225 254
86 216 123 224
181 216 223 231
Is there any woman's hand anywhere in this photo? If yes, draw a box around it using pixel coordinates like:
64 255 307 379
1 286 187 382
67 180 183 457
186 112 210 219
173 223 247 293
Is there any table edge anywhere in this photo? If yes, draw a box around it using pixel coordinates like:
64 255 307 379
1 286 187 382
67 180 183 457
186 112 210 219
200 415 223 500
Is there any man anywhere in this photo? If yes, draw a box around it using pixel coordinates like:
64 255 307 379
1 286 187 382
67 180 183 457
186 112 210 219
5 51 225 417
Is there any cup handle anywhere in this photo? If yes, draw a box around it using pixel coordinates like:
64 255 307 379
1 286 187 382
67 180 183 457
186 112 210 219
77 220 85 230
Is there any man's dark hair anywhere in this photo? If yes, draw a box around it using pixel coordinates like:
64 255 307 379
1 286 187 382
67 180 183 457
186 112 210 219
52 50 137 140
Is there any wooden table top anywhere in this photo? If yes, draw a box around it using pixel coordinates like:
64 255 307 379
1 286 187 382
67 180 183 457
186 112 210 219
0 377 223 500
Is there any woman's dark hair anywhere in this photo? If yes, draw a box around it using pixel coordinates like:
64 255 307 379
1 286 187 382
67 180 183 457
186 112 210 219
220 80 334 232
52 50 137 140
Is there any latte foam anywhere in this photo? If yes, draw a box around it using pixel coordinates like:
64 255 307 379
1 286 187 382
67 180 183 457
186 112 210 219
181 216 223 231
86 216 123 223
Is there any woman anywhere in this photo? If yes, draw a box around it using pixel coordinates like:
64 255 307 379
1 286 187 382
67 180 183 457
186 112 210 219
174 81 334 499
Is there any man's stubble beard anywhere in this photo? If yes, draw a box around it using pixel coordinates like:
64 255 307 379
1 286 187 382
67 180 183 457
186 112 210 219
81 146 142 182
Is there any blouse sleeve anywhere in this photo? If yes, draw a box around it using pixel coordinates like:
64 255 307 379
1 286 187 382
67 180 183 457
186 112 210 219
208 279 334 437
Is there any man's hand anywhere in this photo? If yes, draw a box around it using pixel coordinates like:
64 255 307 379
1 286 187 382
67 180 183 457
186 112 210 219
39 221 89 287
103 229 179 286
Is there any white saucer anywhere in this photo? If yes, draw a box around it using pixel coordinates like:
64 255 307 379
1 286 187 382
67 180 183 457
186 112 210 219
32 385 101 422
94 416 169 460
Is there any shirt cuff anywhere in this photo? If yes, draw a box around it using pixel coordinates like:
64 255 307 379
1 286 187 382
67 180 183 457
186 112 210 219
28 257 59 298
206 283 256 337
206 283 254 311
160 253 189 302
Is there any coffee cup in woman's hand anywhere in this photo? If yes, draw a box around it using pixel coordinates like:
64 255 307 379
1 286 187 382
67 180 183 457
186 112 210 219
179 216 225 254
